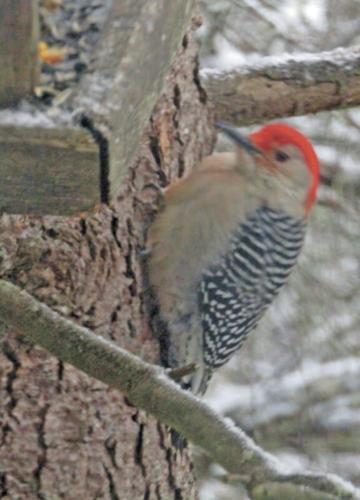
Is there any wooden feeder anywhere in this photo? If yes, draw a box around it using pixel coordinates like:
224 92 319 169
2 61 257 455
0 0 195 215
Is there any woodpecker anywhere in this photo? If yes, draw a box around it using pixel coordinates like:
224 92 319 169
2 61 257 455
147 122 320 394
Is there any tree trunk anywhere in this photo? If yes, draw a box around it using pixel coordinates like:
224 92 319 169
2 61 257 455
0 27 214 500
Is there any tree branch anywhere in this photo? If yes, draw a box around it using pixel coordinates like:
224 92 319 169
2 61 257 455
202 45 360 125
0 279 358 499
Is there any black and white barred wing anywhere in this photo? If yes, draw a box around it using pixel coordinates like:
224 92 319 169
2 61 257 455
198 207 305 370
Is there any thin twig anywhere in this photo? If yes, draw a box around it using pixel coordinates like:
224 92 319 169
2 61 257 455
167 363 198 380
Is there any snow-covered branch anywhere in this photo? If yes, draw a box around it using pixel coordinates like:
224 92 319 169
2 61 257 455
0 279 358 499
202 46 360 125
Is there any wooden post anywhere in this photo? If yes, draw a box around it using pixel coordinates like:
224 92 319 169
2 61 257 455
0 0 39 107
72 0 196 203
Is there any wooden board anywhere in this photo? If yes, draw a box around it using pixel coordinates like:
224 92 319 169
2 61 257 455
0 124 99 215
0 0 39 106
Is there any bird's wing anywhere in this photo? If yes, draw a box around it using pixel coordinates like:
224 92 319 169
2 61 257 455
198 207 305 370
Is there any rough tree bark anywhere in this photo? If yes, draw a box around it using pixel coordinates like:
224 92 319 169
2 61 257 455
0 28 214 499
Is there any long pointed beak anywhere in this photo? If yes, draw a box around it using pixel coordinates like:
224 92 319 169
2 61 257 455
215 122 263 156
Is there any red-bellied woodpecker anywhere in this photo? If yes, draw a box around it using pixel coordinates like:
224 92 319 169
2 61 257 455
147 122 320 394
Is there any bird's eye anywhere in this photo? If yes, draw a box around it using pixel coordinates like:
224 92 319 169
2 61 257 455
275 150 289 162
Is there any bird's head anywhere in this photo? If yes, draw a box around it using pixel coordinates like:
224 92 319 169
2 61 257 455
216 122 320 215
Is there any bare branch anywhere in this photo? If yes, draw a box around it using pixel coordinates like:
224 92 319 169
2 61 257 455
202 46 360 125
0 279 358 499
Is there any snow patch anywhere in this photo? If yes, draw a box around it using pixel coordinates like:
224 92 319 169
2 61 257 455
0 109 56 128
